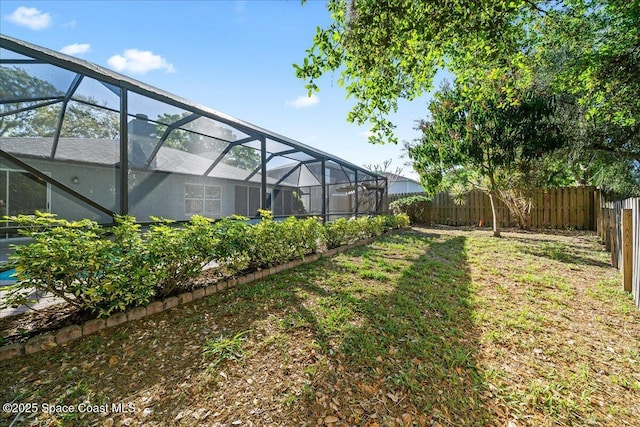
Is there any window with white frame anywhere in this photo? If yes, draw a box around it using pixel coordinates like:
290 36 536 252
185 183 221 216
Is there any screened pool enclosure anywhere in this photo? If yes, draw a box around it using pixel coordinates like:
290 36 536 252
0 35 387 240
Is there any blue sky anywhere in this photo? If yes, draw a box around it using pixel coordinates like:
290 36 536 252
1 1 444 179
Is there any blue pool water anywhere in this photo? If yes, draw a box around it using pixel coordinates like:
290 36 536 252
0 269 16 280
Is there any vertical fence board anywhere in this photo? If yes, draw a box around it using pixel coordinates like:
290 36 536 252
542 189 548 228
570 187 577 228
587 191 600 234
472 191 477 226
538 189 545 228
556 188 571 228
596 191 602 238
633 199 640 308
604 209 612 251
450 193 455 225
584 187 590 229
611 208 619 268
549 189 557 229
445 192 450 225
443 192 448 225
443 192 449 225
387 187 600 232
577 188 585 230
475 191 480 226
623 209 633 292
531 190 538 228
471 191 477 225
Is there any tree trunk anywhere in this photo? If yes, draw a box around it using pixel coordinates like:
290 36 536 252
489 191 501 237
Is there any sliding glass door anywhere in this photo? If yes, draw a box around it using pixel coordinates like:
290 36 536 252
0 169 49 218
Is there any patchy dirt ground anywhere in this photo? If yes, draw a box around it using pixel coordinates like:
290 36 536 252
1 227 639 426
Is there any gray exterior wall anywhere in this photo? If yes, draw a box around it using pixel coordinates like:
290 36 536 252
17 159 267 222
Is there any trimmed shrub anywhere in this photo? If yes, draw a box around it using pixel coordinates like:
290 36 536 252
247 210 290 269
210 215 252 277
3 212 410 316
325 217 361 249
146 215 219 297
247 211 322 269
362 215 386 237
324 215 405 249
2 213 155 316
389 195 431 224
103 215 156 313
394 213 411 228
282 215 324 259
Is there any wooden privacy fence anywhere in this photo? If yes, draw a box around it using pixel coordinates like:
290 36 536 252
598 197 640 309
386 188 639 309
387 186 598 230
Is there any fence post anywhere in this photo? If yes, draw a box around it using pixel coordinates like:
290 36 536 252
623 209 633 292
610 212 618 268
595 190 601 238
604 209 611 251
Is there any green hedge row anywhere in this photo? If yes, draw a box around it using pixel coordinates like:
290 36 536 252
2 211 409 316
388 195 432 224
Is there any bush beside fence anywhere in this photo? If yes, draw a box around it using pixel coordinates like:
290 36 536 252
388 195 431 224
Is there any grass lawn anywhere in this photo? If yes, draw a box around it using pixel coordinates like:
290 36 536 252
1 226 639 426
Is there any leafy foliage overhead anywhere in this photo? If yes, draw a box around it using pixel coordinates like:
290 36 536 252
296 0 639 150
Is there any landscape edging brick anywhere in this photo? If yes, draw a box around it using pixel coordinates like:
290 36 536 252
0 227 406 360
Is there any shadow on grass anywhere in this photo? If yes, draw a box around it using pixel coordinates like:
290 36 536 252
0 229 493 426
284 229 494 425
511 236 610 268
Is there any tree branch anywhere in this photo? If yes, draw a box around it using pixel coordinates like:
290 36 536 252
523 0 550 16
587 142 640 162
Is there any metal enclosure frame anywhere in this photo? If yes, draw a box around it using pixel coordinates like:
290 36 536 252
0 34 387 232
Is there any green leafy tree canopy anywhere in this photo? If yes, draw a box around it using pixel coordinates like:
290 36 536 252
409 78 564 235
296 0 638 152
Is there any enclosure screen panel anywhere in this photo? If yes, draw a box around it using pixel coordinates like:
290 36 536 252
0 169 47 217
209 145 262 184
72 77 121 112
299 185 324 216
0 63 73 101
0 158 111 228
59 102 120 140
272 189 303 216
327 183 353 217
234 185 261 218
188 116 250 142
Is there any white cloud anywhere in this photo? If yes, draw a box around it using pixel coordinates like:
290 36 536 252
60 43 91 56
107 49 175 74
5 6 51 30
286 94 319 108
62 19 76 28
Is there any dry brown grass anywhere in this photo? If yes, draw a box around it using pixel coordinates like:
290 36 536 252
1 227 638 426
